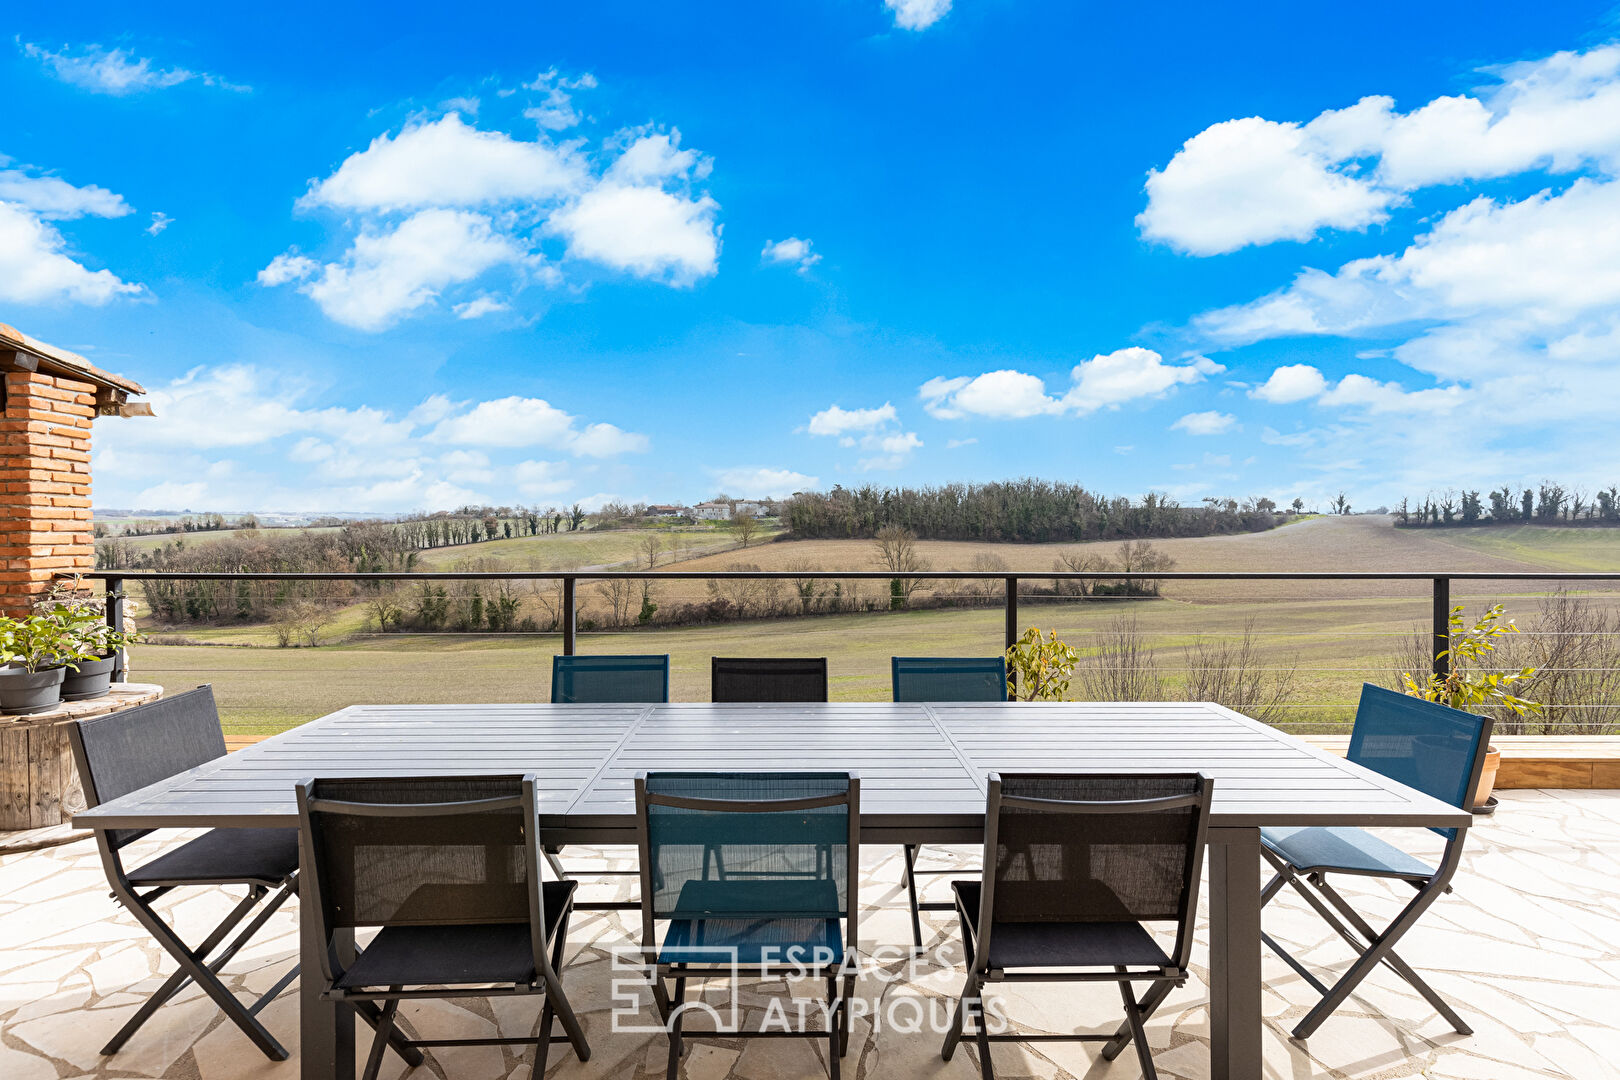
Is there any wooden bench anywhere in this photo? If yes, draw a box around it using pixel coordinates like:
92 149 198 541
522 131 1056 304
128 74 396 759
1303 735 1620 789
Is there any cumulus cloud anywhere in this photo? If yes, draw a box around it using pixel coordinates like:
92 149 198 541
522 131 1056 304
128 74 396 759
1171 410 1238 435
859 431 923 471
20 41 246 95
428 395 648 457
713 466 819 498
1141 42 1620 254
807 403 898 436
762 237 820 272
268 93 725 326
0 169 131 219
1251 364 1330 403
0 201 141 305
920 349 1220 420
886 0 952 31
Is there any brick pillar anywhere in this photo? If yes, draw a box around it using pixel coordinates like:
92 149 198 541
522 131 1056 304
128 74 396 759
0 371 96 617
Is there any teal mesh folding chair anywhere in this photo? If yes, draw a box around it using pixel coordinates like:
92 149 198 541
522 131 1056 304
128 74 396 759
547 654 669 888
636 771 859 1080
1260 683 1491 1039
943 772 1213 1080
891 656 1007 949
551 654 669 704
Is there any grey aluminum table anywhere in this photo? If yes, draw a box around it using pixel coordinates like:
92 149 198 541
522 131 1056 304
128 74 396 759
74 700 1472 1080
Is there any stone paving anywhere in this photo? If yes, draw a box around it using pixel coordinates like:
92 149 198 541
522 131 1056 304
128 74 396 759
2 789 1618 1080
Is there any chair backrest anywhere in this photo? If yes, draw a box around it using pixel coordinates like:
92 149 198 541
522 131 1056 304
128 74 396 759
636 771 859 953
68 685 225 849
1348 683 1492 836
892 657 1008 702
979 772 1212 970
552 654 669 703
711 657 829 703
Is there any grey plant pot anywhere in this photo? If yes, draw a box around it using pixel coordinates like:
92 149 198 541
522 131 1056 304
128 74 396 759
0 665 66 716
61 653 118 702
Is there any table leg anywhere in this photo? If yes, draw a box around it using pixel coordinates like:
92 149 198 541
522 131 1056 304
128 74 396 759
1208 827 1262 1080
301 915 353 1080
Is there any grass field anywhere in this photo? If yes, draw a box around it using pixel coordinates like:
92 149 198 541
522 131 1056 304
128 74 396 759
120 515 1620 736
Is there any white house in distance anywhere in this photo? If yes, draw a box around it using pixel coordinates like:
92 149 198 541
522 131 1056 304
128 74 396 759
693 499 769 521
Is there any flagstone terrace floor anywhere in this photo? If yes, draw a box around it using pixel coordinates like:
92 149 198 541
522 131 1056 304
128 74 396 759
2 789 1618 1080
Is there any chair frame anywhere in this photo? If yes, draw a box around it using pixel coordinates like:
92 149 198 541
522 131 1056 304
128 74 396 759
942 772 1214 1080
891 656 1008 950
710 657 829 703
634 771 861 1080
295 773 591 1080
550 653 670 704
68 686 302 1060
1260 688 1492 1040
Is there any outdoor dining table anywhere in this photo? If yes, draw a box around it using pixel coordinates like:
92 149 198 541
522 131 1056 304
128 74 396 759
73 700 1473 1080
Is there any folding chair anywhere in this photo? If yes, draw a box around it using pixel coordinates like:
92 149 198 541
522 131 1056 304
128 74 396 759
636 771 860 1080
943 772 1213 1080
295 774 591 1080
551 653 669 704
711 657 829 702
1260 682 1491 1039
891 656 1007 949
68 686 301 1060
545 654 670 886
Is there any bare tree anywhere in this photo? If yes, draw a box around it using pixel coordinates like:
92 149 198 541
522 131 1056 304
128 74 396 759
595 578 637 628
785 559 823 614
968 552 1009 603
1075 614 1163 701
272 601 332 647
640 532 665 569
1181 621 1298 724
1114 539 1175 596
707 562 765 617
1053 548 1106 597
730 511 759 548
873 525 930 606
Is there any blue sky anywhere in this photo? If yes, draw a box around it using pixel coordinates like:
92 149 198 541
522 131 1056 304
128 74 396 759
9 1 1620 513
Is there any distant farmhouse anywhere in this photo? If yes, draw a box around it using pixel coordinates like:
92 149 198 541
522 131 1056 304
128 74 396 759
693 499 768 521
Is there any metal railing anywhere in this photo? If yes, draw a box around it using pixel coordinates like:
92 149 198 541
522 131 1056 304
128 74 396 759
81 568 1620 687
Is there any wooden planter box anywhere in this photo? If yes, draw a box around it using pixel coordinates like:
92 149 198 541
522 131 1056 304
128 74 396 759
0 683 162 830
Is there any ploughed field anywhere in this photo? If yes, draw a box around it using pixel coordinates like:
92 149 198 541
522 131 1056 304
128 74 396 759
120 515 1620 737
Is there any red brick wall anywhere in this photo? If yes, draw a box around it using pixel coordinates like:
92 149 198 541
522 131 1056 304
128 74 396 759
0 371 95 617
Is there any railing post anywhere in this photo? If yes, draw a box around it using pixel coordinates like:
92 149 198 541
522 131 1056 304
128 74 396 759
1432 576 1450 679
106 577 127 683
561 576 576 655
1004 576 1019 650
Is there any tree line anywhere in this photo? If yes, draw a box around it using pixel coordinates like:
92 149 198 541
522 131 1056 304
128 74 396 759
1396 482 1620 527
783 481 1284 542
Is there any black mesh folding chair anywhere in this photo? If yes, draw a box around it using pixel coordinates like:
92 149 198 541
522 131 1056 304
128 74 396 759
1260 683 1491 1039
636 771 860 1080
551 653 670 703
943 772 1213 1080
711 657 829 702
546 654 670 886
296 774 590 1080
67 686 302 1060
891 656 1007 949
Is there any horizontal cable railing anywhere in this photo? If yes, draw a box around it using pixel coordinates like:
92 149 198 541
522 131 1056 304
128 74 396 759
73 569 1620 736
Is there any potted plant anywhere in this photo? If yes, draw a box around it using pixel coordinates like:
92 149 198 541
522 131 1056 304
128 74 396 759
1401 603 1540 812
35 583 141 702
1005 628 1080 701
0 614 85 715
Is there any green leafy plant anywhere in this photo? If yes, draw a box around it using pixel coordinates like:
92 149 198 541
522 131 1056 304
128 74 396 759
1005 627 1079 702
1401 604 1541 716
34 580 143 658
0 614 88 673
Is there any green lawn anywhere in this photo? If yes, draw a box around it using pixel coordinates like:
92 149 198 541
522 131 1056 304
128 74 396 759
1424 524 1620 571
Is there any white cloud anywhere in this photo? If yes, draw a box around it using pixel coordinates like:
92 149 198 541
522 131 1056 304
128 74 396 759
1317 374 1465 414
921 349 1218 420
570 422 650 457
0 201 141 305
920 370 1060 419
428 395 648 457
1139 116 1395 255
1141 43 1620 254
453 295 509 319
0 169 130 219
146 212 171 235
712 466 819 498
886 0 952 31
807 403 897 436
299 113 585 213
859 431 923 471
513 459 573 498
607 130 710 185
522 68 596 131
762 237 820 272
1251 364 1330 403
257 251 319 286
548 182 719 284
20 41 246 95
946 437 977 448
1172 410 1238 435
295 210 523 331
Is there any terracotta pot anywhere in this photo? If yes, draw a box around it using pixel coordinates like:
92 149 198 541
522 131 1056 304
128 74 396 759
1470 745 1501 810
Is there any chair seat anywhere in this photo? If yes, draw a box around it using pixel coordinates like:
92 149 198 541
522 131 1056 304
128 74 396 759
336 881 575 989
1261 826 1435 879
126 828 299 886
952 882 1174 970
659 916 843 966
